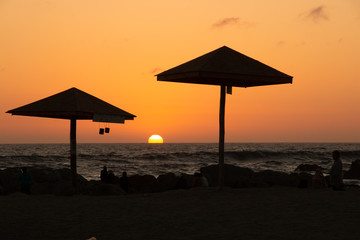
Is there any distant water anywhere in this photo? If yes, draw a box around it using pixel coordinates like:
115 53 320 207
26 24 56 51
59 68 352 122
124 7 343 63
0 143 359 181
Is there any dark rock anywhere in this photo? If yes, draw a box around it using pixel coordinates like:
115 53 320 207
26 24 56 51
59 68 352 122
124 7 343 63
175 174 194 189
200 164 255 188
32 182 55 195
255 170 302 187
55 168 88 185
295 164 323 172
297 172 313 188
30 168 61 183
55 168 72 181
81 181 125 196
157 173 180 191
129 174 159 193
344 159 360 179
54 181 76 196
0 168 21 194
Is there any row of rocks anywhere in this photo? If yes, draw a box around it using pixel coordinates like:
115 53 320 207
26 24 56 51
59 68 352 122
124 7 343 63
0 165 307 196
294 160 360 179
201 164 311 188
1 160 359 196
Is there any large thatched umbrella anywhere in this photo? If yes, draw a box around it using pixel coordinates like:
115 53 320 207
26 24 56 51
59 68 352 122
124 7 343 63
157 46 292 189
6 87 136 187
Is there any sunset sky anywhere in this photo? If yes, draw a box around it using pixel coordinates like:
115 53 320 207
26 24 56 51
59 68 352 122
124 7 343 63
1 0 359 143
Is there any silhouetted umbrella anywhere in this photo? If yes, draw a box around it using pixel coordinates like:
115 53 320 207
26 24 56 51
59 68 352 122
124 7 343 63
157 46 292 189
7 87 136 188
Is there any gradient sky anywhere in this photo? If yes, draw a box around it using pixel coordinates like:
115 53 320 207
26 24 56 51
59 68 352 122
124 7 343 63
1 0 359 143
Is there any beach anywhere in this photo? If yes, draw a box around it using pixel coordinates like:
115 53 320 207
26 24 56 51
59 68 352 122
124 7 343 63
1 186 360 240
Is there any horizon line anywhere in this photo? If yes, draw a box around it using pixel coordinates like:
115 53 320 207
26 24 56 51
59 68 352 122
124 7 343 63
0 141 358 145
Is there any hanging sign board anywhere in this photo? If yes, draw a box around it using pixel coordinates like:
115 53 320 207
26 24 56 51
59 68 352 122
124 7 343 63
226 85 232 95
93 114 125 123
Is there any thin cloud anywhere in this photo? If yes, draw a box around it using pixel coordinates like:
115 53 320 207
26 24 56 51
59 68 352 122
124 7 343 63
212 17 253 29
212 17 240 28
277 41 286 47
149 67 163 75
304 5 329 23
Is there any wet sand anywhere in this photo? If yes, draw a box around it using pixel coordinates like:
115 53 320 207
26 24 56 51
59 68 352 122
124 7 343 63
1 187 360 240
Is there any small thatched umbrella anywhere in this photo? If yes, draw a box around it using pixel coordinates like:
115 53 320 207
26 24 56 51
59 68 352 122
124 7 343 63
157 46 293 189
6 87 136 187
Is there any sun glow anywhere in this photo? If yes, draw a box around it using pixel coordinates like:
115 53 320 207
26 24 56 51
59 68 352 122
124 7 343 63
148 134 164 144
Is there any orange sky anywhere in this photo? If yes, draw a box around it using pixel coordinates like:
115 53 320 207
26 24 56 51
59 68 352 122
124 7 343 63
1 0 359 143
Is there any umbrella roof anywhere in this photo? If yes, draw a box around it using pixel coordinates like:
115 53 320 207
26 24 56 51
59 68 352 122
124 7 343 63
6 87 136 120
157 46 293 87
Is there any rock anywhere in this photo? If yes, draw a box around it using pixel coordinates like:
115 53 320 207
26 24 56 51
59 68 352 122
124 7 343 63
81 181 125 196
55 168 72 181
0 168 21 194
55 168 88 185
200 164 255 188
255 170 304 187
175 174 194 189
32 182 56 194
297 172 313 188
129 174 159 193
344 159 360 179
54 181 76 196
157 173 180 191
30 168 61 183
295 164 323 172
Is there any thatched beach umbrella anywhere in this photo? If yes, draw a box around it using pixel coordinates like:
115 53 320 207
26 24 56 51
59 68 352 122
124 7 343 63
157 46 292 189
6 87 136 187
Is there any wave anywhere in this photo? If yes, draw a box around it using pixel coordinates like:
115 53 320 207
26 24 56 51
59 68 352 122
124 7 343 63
225 150 360 161
2 149 360 162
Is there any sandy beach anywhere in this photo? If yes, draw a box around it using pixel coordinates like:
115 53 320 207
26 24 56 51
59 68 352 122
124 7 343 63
1 186 360 240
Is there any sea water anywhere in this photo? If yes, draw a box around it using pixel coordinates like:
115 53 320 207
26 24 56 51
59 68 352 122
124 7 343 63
0 143 359 181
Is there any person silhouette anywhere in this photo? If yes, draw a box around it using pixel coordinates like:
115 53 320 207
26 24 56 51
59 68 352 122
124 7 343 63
19 167 32 194
107 170 115 184
100 166 108 183
329 150 345 191
119 171 129 192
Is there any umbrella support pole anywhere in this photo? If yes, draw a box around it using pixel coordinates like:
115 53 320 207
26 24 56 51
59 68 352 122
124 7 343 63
219 85 226 190
70 118 77 189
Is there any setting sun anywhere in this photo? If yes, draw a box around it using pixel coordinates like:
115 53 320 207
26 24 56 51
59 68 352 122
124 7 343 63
148 134 164 144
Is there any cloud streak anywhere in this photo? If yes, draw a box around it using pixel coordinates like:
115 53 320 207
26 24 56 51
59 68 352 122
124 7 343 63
212 17 240 28
277 41 286 47
149 67 163 75
212 17 253 29
305 5 329 23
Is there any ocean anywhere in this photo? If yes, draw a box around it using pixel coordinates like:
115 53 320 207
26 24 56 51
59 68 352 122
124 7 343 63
0 143 359 181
